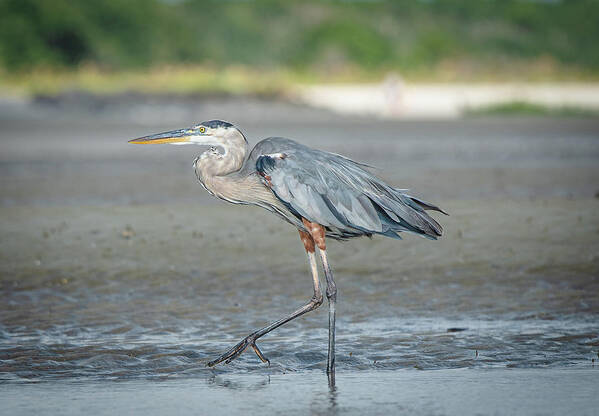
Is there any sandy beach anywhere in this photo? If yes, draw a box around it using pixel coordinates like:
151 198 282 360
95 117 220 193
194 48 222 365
298 82 599 118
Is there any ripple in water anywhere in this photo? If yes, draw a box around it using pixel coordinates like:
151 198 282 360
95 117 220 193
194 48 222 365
1 315 597 382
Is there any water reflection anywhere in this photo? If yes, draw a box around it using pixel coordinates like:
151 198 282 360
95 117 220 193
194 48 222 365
206 374 271 391
204 371 339 414
327 374 338 410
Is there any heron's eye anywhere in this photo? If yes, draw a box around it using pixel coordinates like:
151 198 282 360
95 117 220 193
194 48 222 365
199 126 207 134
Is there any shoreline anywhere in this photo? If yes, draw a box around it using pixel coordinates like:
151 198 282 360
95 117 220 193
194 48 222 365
3 81 599 120
298 82 599 119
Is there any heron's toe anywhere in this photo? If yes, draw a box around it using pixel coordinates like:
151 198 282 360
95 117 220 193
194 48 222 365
250 341 270 365
207 333 270 367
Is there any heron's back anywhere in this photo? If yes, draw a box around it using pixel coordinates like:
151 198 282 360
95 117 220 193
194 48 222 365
248 137 446 241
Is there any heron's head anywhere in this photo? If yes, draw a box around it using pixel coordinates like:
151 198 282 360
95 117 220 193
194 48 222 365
128 120 246 149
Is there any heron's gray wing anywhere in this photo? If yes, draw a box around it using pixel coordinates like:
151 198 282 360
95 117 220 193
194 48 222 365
254 138 445 239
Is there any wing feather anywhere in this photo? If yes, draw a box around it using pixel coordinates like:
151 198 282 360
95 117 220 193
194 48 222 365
254 138 445 239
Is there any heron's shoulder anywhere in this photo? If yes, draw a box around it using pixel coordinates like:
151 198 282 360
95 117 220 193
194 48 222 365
247 137 313 170
251 137 310 155
253 137 373 171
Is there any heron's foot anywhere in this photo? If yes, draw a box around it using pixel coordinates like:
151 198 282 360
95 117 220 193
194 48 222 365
207 332 270 367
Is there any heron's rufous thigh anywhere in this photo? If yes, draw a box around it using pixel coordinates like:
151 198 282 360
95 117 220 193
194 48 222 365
301 218 326 250
298 229 315 253
298 229 322 302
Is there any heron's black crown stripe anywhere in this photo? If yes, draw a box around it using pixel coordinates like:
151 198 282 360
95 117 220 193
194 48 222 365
201 120 234 129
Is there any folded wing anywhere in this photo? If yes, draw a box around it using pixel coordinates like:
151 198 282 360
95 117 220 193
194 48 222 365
254 138 446 240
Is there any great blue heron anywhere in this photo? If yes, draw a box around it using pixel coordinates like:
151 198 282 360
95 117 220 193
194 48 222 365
129 120 446 375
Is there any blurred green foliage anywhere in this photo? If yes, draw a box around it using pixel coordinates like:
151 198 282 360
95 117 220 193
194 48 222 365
1 0 598 74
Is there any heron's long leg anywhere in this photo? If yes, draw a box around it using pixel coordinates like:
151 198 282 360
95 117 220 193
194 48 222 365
301 218 337 375
319 248 337 375
207 231 323 367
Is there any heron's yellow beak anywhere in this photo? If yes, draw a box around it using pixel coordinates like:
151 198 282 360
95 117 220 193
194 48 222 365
128 128 192 144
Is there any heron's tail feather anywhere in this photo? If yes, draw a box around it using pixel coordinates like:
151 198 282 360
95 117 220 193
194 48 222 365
367 189 445 240
404 194 449 216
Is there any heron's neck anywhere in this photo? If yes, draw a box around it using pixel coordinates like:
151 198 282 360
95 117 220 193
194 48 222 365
194 130 250 202
202 130 248 177
216 140 247 176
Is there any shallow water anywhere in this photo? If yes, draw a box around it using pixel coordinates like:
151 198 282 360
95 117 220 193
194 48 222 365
1 103 599 413
1 314 598 382
2 369 598 415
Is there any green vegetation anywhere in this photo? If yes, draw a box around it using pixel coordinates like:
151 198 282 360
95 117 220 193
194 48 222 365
0 66 300 97
466 101 599 117
1 0 599 94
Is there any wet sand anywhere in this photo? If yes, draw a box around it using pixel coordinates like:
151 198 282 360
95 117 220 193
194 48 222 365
1 98 598 414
